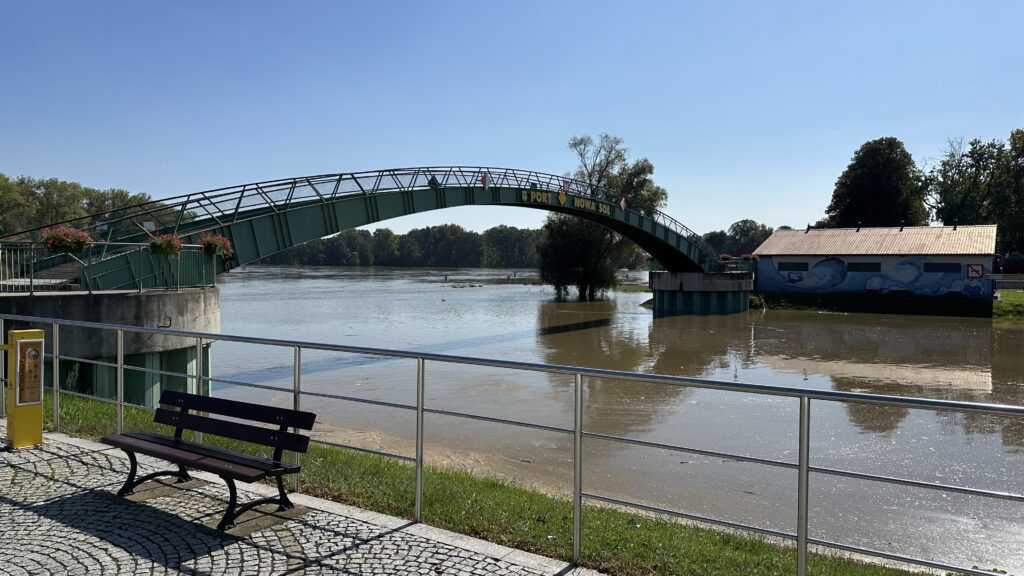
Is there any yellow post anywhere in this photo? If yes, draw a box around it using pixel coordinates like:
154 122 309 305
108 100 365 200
3 329 45 449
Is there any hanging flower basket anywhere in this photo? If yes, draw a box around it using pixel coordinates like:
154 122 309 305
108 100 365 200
149 234 182 257
41 227 91 254
199 232 233 258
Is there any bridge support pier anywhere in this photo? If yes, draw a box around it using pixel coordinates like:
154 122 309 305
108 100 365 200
0 289 219 408
650 272 754 317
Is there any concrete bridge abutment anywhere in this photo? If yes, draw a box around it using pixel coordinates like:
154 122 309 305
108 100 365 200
0 289 220 408
650 271 753 317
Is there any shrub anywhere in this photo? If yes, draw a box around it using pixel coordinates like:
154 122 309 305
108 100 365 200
149 234 182 257
719 253 734 261
41 227 91 254
199 232 233 257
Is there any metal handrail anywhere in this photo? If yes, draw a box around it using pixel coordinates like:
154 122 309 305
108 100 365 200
0 167 726 270
1 311 1019 576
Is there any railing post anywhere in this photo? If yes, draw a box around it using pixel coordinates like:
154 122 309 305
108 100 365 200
415 357 425 523
194 336 203 444
0 316 5 419
86 245 93 294
573 372 583 564
797 396 811 576
116 329 124 434
176 252 181 291
29 244 34 295
292 346 301 492
52 323 60 432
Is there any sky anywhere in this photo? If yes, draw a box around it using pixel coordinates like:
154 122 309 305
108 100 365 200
2 1 1022 235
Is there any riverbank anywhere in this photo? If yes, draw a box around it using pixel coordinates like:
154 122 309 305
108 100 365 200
994 289 1024 318
41 393 929 576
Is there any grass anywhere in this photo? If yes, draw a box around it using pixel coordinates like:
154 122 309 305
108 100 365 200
994 289 1024 318
39 392 941 576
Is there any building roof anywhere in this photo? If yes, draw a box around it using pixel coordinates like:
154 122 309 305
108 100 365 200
752 225 997 256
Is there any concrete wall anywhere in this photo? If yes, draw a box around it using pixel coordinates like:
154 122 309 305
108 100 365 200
649 272 753 317
755 255 994 298
0 288 220 358
650 272 754 293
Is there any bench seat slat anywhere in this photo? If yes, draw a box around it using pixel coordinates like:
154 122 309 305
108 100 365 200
102 434 267 482
154 409 310 453
161 390 316 430
126 432 299 474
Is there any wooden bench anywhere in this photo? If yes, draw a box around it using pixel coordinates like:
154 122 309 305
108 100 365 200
101 390 317 530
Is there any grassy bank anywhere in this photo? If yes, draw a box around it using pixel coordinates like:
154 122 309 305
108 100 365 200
41 392 932 576
994 289 1024 318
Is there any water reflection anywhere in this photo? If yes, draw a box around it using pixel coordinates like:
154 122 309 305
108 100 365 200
536 299 689 439
744 312 1024 445
530 296 1024 447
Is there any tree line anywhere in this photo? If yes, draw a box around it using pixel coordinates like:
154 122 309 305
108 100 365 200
259 225 542 268
260 223 648 269
0 173 151 237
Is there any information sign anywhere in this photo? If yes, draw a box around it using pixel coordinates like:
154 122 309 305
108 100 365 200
16 339 43 405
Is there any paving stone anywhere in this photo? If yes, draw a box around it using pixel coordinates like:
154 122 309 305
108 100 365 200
0 428 585 575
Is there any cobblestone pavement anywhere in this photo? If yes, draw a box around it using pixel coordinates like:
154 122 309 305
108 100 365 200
0 427 601 576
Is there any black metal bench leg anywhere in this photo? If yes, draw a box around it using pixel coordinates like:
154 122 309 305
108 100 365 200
218 477 239 531
176 465 192 483
117 451 139 496
275 475 294 511
116 450 195 497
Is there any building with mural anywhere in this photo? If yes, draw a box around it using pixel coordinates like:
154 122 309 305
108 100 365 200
752 225 997 299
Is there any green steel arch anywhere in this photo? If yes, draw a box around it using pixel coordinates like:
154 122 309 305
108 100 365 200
7 167 731 290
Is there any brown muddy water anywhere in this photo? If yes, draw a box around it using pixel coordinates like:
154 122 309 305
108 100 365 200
212 266 1024 572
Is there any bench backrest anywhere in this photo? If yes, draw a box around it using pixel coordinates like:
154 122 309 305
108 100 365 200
155 390 317 461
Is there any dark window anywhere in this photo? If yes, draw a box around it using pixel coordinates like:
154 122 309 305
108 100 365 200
923 263 961 273
777 262 808 272
847 262 881 272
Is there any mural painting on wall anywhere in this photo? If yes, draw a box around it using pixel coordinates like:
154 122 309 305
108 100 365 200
756 257 992 298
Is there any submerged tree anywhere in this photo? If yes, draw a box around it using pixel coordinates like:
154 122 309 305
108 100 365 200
538 134 668 300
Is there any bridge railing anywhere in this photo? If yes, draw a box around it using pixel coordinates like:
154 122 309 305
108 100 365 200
1 167 727 272
1 312 1019 576
0 242 215 294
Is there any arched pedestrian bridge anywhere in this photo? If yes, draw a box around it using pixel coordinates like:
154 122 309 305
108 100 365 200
2 167 752 315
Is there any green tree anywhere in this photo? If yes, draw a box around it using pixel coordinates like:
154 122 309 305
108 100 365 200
701 230 728 254
725 219 773 255
702 220 774 257
538 215 616 299
927 130 1024 254
538 134 667 299
397 234 422 266
21 176 90 229
0 174 35 237
482 225 539 268
825 137 928 228
371 228 400 265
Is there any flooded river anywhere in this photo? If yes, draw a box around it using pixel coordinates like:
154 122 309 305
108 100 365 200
212 266 1024 572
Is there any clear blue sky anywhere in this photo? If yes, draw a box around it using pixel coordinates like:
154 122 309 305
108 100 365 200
2 1 1021 234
